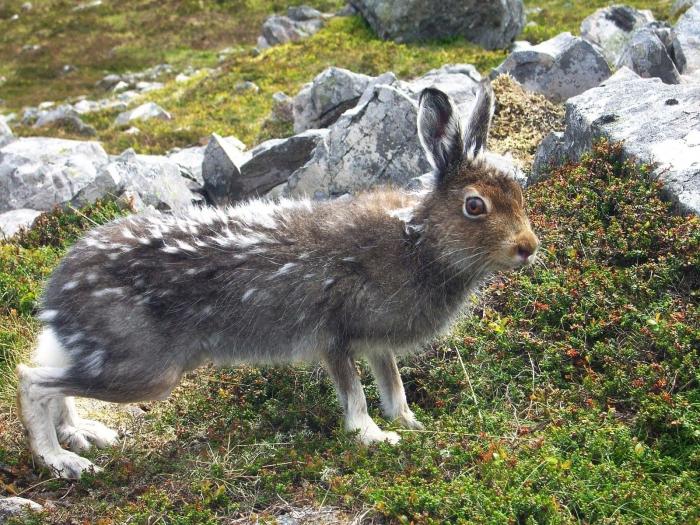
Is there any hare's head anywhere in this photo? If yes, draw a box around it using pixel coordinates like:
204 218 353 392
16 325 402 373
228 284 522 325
417 80 539 272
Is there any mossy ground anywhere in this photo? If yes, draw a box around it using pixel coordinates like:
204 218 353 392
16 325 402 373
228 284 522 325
1 1 698 523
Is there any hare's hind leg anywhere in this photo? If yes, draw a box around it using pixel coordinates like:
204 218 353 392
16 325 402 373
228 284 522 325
366 351 424 430
324 348 400 445
17 365 100 479
52 396 118 453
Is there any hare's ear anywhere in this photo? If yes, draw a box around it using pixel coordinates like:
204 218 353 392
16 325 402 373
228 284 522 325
463 79 495 161
417 88 463 175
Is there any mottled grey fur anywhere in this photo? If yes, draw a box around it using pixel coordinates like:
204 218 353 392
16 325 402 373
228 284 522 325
17 81 539 478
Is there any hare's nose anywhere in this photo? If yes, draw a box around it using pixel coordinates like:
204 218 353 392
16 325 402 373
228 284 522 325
516 234 539 263
517 245 533 260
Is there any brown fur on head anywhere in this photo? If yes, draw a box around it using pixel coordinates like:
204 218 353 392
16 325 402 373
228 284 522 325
417 80 539 273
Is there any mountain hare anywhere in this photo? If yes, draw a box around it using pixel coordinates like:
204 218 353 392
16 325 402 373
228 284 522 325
17 80 539 479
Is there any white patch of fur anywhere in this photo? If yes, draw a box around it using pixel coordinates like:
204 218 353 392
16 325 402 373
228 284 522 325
37 310 58 322
268 262 297 280
91 287 124 298
175 240 196 252
32 328 72 368
121 228 135 239
61 281 79 291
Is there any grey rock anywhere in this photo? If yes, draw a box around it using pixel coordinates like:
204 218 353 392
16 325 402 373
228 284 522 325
271 91 294 123
580 5 655 65
286 66 497 198
671 0 695 17
0 497 42 522
168 145 207 187
33 105 97 136
287 5 323 20
0 208 42 238
135 81 164 92
99 149 199 212
258 7 325 48
532 77 700 215
97 73 122 90
616 25 683 83
234 81 260 93
675 1 700 74
599 65 641 85
201 133 250 206
0 117 11 138
239 129 328 199
337 3 359 16
293 67 373 133
72 0 103 11
115 102 172 126
112 80 130 92
350 0 525 50
0 138 109 213
493 32 612 102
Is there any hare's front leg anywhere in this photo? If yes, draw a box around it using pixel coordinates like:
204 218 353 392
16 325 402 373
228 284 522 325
367 352 424 430
324 350 400 445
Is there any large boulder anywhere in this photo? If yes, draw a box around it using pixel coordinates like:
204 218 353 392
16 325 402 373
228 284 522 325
675 1 700 74
257 6 327 49
168 145 207 188
95 149 199 212
283 65 489 198
239 129 328 198
493 32 611 102
580 5 654 64
0 138 109 213
293 67 374 133
350 0 525 50
616 24 685 83
532 77 700 215
201 134 250 206
0 208 42 238
0 497 42 522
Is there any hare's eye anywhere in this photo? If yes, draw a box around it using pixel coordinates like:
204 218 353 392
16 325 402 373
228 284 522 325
464 197 486 218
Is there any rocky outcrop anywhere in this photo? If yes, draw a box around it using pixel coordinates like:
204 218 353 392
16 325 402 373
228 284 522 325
115 102 172 127
240 129 328 198
0 497 42 522
492 32 611 102
257 6 327 49
98 150 199 212
616 24 685 83
33 104 96 136
351 0 525 50
580 5 654 64
675 1 700 74
532 77 700 215
0 208 42 238
201 134 250 206
0 138 109 213
283 65 494 198
293 67 374 133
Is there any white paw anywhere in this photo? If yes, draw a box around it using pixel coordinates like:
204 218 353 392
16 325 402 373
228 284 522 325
42 450 101 479
354 426 401 446
396 410 425 431
57 419 119 452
